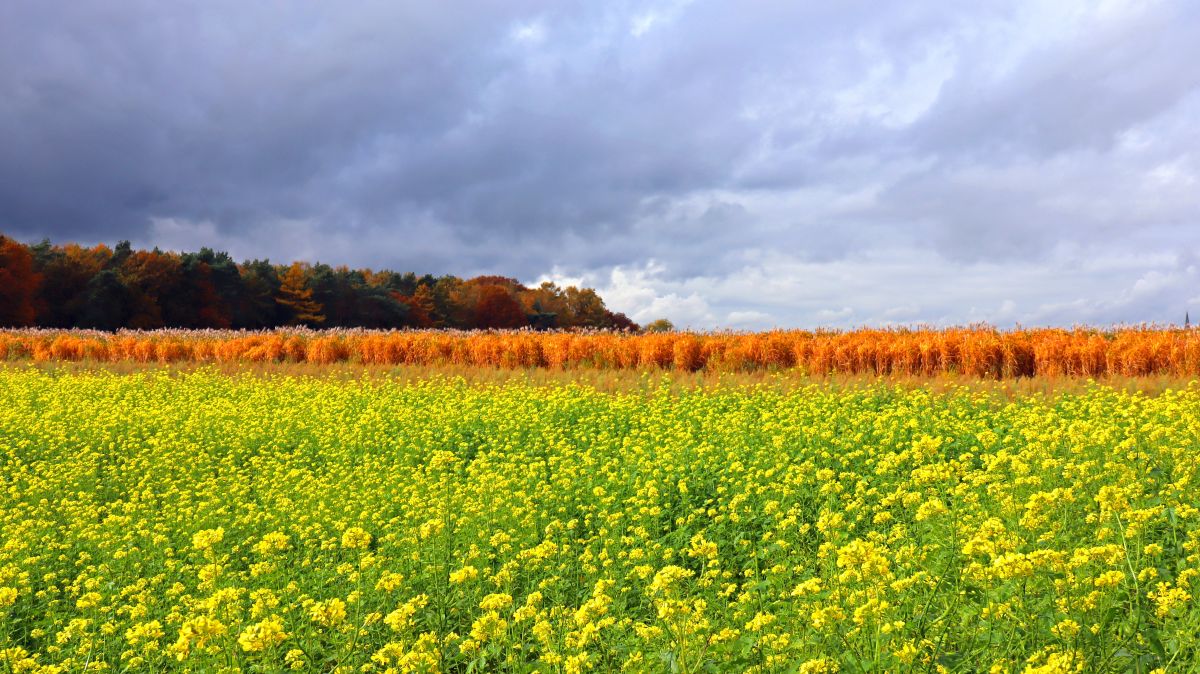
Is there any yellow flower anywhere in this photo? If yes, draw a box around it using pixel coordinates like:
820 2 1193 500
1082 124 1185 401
744 612 776 632
915 498 949 521
341 527 372 550
375 571 405 592
238 615 288 652
990 552 1034 580
125 620 164 646
310 598 348 626
798 657 840 673
469 611 508 643
449 565 479 584
1021 648 1083 674
170 616 227 660
253 532 291 554
836 539 891 581
1051 619 1079 639
1094 486 1129 517
192 527 225 550
791 578 823 596
648 566 694 596
76 592 102 609
284 648 307 670
810 605 846 630
894 641 921 664
479 593 513 611
686 533 719 560
383 594 428 632
1149 583 1191 619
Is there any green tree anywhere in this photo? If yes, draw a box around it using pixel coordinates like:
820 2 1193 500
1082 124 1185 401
236 259 282 328
76 269 131 330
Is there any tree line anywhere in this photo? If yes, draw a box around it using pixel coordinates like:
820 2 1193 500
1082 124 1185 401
0 235 638 331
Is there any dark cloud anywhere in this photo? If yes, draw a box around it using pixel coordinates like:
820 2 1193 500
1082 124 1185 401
2 0 1199 327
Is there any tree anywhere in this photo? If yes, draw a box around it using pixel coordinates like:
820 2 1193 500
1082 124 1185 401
236 259 281 328
522 281 567 329
276 262 325 326
405 285 438 328
645 318 675 333
473 285 528 329
119 249 182 329
178 248 241 328
433 277 470 329
608 312 639 332
0 237 41 327
372 270 419 297
76 269 131 330
29 243 110 327
355 284 409 328
110 240 134 269
562 286 609 327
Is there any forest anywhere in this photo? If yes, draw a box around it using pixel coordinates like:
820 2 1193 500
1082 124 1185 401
0 235 636 331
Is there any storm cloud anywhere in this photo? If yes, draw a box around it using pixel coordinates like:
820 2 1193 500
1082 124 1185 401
3 0 1199 327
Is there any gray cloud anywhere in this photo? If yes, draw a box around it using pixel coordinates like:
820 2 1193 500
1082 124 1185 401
2 0 1199 327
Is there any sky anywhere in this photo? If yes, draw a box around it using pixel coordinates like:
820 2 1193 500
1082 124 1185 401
2 0 1199 329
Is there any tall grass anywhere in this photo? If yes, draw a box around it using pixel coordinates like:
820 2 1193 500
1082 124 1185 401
4 326 1200 378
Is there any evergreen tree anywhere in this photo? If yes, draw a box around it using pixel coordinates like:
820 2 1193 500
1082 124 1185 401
236 259 281 328
76 269 131 330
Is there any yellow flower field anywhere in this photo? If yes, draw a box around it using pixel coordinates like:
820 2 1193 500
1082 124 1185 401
0 368 1198 672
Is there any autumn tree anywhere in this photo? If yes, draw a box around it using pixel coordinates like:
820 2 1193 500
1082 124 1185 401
473 284 528 329
521 281 566 329
29 242 111 326
405 284 438 328
562 286 610 327
119 249 182 329
276 262 325 326
432 277 470 329
609 312 639 331
0 236 41 326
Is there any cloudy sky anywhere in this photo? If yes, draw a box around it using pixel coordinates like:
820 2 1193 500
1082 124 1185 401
3 0 1199 328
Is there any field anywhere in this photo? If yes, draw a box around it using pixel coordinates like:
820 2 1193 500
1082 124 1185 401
1 367 1198 672
7 326 1200 378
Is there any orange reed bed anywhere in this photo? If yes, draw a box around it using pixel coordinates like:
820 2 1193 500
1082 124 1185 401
3 327 1200 378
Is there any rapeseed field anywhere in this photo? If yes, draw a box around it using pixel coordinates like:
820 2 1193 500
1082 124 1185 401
0 369 1197 672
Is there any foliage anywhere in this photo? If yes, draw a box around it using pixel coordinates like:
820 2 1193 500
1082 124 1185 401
0 235 634 331
276 262 326 327
0 370 1198 671
0 237 40 327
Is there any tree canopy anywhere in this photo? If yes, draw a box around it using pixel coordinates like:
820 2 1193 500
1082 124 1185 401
0 235 638 331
